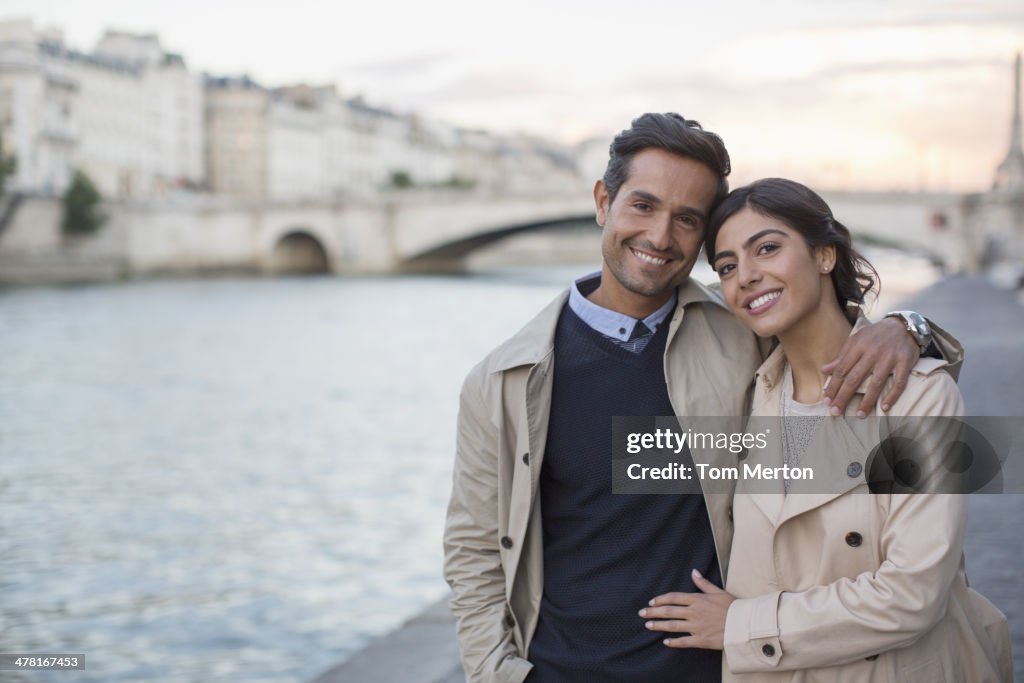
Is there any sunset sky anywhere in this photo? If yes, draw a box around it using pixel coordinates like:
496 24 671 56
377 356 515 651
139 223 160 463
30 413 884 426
5 0 1023 191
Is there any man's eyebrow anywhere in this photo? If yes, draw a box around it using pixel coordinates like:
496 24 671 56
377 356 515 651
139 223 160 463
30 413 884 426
625 189 662 205
679 206 708 222
712 229 789 264
625 189 708 221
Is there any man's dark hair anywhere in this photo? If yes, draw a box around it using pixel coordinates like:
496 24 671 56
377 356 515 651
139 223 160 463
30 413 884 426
602 113 731 208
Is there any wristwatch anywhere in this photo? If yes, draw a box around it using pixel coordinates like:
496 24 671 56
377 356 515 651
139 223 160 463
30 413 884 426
884 310 933 353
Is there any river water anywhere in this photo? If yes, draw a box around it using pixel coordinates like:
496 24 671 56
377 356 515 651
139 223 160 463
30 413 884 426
0 253 937 682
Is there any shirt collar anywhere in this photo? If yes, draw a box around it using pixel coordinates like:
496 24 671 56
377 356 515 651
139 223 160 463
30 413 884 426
568 271 677 342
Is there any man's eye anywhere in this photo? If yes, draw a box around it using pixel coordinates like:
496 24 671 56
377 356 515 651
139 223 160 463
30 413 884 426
634 203 651 211
718 263 735 276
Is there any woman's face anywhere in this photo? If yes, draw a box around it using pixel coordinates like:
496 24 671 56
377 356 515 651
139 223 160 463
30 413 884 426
712 206 833 339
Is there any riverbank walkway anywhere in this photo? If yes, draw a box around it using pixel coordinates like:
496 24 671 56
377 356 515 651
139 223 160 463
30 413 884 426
313 274 1024 682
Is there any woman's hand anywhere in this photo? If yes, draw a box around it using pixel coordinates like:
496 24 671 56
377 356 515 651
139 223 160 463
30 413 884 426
640 569 735 650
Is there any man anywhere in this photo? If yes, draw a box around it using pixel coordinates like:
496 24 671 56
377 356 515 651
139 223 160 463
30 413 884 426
443 113 959 683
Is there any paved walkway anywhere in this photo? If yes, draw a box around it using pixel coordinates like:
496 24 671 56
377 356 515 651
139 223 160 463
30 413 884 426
899 275 1024 678
314 275 1024 682
310 598 462 683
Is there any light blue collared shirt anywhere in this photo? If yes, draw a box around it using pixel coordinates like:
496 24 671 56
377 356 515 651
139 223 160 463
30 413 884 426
567 271 677 342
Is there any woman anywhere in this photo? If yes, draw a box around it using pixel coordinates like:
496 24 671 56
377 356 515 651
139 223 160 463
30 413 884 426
638 178 1012 681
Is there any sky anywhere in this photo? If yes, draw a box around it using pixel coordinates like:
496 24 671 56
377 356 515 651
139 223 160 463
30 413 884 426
4 0 1023 191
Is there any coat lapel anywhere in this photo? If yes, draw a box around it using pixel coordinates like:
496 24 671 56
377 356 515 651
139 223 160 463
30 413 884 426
777 415 873 525
743 414 787 525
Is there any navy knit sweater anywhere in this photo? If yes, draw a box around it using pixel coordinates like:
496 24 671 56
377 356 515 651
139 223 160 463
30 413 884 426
526 305 722 682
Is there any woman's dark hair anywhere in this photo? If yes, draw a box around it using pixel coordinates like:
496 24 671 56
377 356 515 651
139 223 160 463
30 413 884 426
705 178 879 311
603 113 731 207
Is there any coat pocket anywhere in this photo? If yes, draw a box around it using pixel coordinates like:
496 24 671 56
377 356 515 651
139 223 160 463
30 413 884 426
968 588 1012 682
903 657 951 683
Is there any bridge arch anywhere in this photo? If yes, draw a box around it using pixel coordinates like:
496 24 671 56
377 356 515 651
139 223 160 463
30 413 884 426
402 214 596 271
269 230 331 274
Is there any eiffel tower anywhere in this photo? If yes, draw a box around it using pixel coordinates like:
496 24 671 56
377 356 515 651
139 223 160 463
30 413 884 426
993 51 1024 194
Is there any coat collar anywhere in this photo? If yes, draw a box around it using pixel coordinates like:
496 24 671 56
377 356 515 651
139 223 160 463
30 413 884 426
744 412 875 527
746 312 876 526
488 277 721 372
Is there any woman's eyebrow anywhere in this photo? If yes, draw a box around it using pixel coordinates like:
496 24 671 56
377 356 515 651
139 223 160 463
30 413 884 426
742 228 788 248
713 228 789 264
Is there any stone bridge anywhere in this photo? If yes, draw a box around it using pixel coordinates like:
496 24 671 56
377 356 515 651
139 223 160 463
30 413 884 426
121 190 595 275
0 188 971 283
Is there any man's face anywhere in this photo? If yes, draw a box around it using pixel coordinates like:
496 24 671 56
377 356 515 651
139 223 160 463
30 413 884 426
592 148 720 317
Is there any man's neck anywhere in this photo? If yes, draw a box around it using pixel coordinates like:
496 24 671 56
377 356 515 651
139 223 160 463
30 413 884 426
587 272 675 320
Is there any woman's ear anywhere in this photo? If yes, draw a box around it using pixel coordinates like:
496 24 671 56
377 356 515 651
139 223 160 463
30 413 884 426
817 245 837 275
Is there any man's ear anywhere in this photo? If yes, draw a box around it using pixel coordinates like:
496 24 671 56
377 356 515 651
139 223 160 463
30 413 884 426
594 180 609 227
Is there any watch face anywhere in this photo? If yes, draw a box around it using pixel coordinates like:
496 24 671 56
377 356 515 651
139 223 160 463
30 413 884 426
906 312 930 336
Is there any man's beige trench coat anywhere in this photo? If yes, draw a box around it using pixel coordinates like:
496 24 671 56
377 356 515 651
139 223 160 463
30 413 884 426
442 282 965 683
722 318 1012 682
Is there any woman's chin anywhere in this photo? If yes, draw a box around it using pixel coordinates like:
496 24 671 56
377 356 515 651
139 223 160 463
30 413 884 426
729 307 783 338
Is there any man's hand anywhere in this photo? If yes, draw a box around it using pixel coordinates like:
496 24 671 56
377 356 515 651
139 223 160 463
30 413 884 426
822 317 917 417
640 569 734 650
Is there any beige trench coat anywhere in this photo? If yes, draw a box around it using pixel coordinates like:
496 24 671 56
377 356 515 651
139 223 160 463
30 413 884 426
723 319 1012 682
444 280 761 682
443 282 964 683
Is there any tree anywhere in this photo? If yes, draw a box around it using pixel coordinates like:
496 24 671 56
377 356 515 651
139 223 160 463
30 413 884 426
389 170 414 189
0 128 16 195
61 169 106 236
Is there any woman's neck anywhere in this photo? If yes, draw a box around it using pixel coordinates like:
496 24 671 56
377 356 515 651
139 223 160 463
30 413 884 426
778 303 854 404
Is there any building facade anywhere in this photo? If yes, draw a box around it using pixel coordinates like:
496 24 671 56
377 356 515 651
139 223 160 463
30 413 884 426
0 19 204 198
1 18 582 202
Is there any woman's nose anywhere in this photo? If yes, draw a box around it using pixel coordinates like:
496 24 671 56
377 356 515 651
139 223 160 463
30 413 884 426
738 260 762 287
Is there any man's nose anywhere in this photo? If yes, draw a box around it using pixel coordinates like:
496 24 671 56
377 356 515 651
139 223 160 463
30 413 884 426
648 214 674 251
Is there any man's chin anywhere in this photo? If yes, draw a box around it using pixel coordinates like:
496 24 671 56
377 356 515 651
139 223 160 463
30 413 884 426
622 278 684 299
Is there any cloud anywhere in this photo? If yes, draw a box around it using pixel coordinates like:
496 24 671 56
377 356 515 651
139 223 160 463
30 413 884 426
345 51 461 76
814 57 1007 78
808 10 1024 32
414 72 556 104
619 56 1007 107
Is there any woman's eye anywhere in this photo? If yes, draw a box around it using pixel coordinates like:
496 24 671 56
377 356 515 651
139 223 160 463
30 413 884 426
757 242 780 256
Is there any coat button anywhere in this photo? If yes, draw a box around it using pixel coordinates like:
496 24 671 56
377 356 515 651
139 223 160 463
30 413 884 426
500 536 514 549
846 462 863 478
762 644 775 657
865 654 879 661
845 532 863 547
505 614 515 628
522 452 529 465
727 506 733 522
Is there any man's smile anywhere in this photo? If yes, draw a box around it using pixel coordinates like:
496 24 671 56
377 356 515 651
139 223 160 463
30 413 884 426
628 244 678 267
